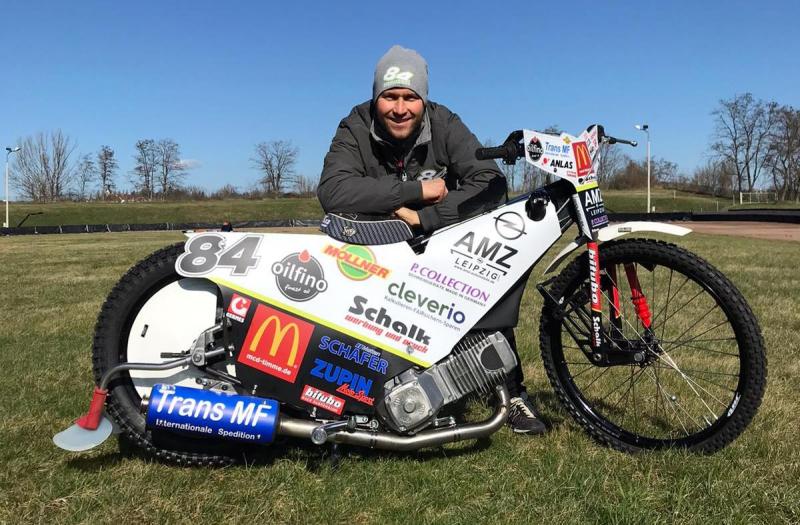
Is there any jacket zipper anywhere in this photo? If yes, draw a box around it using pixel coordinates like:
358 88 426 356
396 159 407 181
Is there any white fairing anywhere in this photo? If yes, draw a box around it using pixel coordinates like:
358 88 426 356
177 198 563 367
126 278 219 398
523 128 599 190
543 221 693 274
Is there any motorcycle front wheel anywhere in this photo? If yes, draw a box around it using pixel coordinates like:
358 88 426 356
92 243 243 466
539 238 766 453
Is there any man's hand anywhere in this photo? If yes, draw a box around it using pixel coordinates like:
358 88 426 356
421 179 448 203
394 207 420 227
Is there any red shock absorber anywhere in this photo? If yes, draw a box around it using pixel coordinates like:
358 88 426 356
623 263 652 329
607 263 621 319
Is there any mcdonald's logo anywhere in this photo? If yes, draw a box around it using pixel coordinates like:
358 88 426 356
572 141 593 177
238 303 314 383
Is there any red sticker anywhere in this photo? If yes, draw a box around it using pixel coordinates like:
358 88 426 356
300 384 345 415
226 293 252 322
238 304 314 383
572 141 592 177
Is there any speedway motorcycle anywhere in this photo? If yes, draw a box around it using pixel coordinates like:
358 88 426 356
54 125 766 465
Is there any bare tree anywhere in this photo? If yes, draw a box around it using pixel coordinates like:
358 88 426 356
595 143 627 185
75 153 96 199
155 139 187 196
132 139 158 199
765 106 800 201
10 130 76 201
691 159 733 196
711 93 778 193
293 175 318 195
97 145 118 199
251 140 298 195
652 158 679 185
482 138 518 193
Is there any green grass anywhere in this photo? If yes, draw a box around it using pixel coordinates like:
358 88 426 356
6 198 325 227
9 189 791 228
601 189 730 213
1 230 798 523
730 201 800 211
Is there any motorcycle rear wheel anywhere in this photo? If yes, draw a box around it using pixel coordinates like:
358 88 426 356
92 243 243 466
539 238 766 453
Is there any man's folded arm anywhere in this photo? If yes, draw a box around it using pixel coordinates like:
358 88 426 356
416 113 506 231
317 126 422 214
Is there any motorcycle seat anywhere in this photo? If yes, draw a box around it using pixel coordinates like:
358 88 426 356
319 213 414 245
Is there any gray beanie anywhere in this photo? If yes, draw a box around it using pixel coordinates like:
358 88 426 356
373 45 428 103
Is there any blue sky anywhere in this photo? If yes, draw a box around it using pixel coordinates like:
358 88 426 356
2 0 799 197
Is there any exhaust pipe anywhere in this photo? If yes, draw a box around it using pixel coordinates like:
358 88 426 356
277 385 510 451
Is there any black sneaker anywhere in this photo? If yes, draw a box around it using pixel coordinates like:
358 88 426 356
508 395 547 435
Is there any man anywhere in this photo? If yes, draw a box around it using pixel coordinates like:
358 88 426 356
317 45 546 435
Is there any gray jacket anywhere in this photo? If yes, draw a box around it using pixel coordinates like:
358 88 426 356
317 100 506 232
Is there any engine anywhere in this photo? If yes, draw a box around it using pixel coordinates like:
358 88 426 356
378 331 518 434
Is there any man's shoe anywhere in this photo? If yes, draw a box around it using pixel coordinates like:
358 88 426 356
508 395 547 435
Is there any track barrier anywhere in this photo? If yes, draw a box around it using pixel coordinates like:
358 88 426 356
2 211 798 236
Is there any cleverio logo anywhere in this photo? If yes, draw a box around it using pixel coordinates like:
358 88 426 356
387 281 466 324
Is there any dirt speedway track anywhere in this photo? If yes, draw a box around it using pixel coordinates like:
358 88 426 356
670 221 800 242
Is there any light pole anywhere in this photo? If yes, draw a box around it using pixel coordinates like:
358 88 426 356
5 146 21 228
635 125 651 213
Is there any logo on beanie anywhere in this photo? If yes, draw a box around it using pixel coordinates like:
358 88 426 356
383 66 413 86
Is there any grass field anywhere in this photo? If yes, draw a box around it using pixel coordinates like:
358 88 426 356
1 230 798 523
5 189 777 228
6 198 325 227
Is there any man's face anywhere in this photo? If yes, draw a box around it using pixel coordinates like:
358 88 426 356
375 88 424 141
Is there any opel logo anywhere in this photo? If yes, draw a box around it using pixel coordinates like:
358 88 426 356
494 212 526 240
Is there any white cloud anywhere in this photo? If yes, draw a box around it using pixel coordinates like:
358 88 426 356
178 158 201 170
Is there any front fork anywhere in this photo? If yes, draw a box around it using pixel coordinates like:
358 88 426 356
538 239 652 366
587 241 604 350
586 241 655 363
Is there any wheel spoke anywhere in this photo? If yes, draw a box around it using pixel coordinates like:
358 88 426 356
661 320 735 350
654 351 727 416
645 366 694 436
662 303 723 351
653 364 737 393
544 240 760 449
660 341 740 358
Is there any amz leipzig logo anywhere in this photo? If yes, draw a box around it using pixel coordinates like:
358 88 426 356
226 293 252 323
238 304 314 383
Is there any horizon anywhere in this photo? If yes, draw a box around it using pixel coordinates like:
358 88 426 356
3 0 799 198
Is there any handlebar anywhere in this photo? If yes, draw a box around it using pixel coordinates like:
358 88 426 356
475 144 520 161
474 127 637 164
604 136 638 147
475 130 524 164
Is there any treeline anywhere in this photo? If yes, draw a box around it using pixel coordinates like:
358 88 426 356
703 93 799 200
12 92 799 203
9 134 317 202
497 93 800 202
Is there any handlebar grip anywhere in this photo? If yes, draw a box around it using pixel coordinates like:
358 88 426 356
605 135 638 147
475 146 507 160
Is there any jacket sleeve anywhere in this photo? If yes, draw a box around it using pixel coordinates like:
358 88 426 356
416 113 507 232
317 122 423 214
